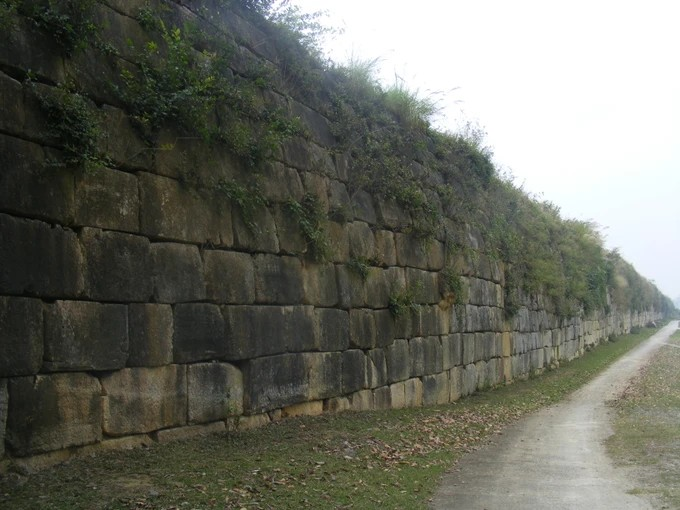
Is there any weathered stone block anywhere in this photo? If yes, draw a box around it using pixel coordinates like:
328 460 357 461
74 167 139 231
44 301 128 371
395 233 429 270
327 221 350 263
173 304 225 363
373 386 392 410
450 366 463 401
272 203 306 255
350 309 376 349
0 213 83 298
303 263 338 306
243 353 308 413
315 308 349 351
462 333 476 365
347 221 375 259
462 363 478 396
374 309 396 348
151 242 206 303
188 363 243 424
386 338 410 383
404 378 424 407
336 265 366 308
127 303 173 367
0 379 7 458
365 268 390 308
348 389 373 411
290 101 335 147
328 180 353 222
0 72 24 135
99 105 152 169
409 336 443 377
390 382 406 409
303 352 342 400
350 190 377 224
342 349 368 394
139 172 232 246
375 198 411 229
0 135 74 224
81 228 152 302
203 250 255 304
101 366 187 435
259 162 305 202
223 305 315 359
441 334 462 370
232 204 280 253
7 373 102 456
325 396 350 413
254 254 303 304
423 373 450 406
406 268 440 304
0 297 43 377
367 348 387 388
373 230 397 266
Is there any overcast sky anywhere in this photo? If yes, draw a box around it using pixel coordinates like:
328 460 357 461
293 0 680 301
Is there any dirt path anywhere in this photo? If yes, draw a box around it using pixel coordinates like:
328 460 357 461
430 321 679 510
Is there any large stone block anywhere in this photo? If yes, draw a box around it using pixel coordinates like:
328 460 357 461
335 265 367 308
173 304 225 363
406 268 440 304
243 353 309 414
327 221 350 263
0 379 7 458
151 242 206 303
349 309 377 349
0 134 74 224
449 366 463 401
315 308 349 351
374 309 396 348
347 221 375 259
462 333 476 365
101 365 187 435
328 180 353 222
188 363 244 424
99 105 152 170
303 352 342 400
7 373 102 456
375 198 411 230
462 363 478 396
441 334 462 370
204 250 255 304
0 297 43 377
127 303 173 367
350 190 377 224
43 301 128 371
223 305 315 360
232 204 280 253
0 72 24 136
139 172 232 246
373 230 397 266
0 213 83 298
365 268 390 308
395 233 429 270
81 228 152 302
259 162 304 202
409 336 443 377
386 338 410 383
342 349 368 394
254 254 303 304
404 378 424 408
367 348 387 388
390 382 406 409
74 167 139 231
423 373 450 406
302 263 338 306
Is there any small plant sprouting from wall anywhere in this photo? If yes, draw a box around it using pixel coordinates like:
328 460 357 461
441 266 464 306
19 0 98 56
216 179 268 232
35 82 110 171
286 193 330 262
388 284 421 318
347 257 371 281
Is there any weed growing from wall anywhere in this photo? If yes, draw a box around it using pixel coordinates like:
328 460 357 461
19 0 98 56
216 179 268 232
347 257 371 281
35 82 110 171
388 285 420 318
286 193 330 262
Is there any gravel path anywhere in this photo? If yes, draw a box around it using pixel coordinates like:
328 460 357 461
430 321 679 510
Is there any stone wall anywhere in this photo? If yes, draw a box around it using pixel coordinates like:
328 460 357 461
0 1 661 467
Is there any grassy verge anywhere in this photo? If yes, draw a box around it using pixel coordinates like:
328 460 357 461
0 326 660 510
607 325 680 508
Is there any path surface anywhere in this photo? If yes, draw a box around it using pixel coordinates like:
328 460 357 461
431 321 679 510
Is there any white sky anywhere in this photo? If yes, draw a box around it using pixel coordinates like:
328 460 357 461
293 0 680 300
